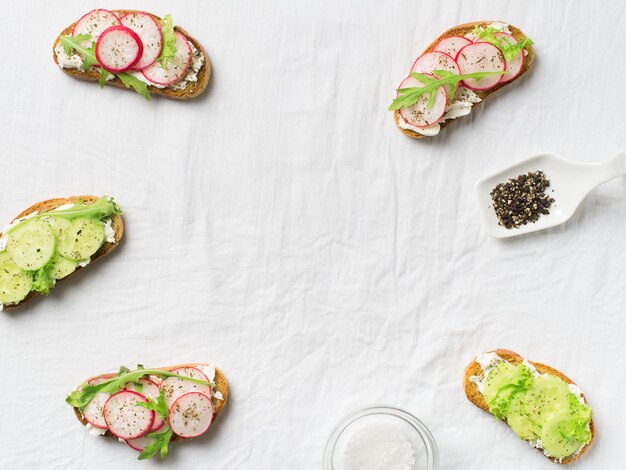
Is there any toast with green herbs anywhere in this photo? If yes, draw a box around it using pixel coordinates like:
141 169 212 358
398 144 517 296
464 349 595 464
0 196 123 310
53 9 210 100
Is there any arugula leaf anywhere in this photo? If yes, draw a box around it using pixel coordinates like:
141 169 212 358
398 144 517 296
99 68 109 88
388 70 507 111
32 267 55 294
66 367 211 411
472 25 533 62
117 73 151 101
157 14 177 67
59 34 98 70
137 389 169 419
138 428 174 460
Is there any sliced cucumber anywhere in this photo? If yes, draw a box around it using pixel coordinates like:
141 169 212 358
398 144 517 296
506 394 538 440
482 361 517 404
6 218 56 270
43 216 72 241
540 413 585 458
48 254 78 280
524 375 571 427
57 217 105 261
0 252 33 305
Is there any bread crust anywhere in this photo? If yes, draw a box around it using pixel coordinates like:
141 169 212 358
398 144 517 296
464 349 595 464
1 195 124 310
53 10 210 100
394 21 535 139
72 363 229 443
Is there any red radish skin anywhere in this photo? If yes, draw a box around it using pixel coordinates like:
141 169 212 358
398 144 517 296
83 391 109 429
168 392 213 438
125 379 164 431
103 390 155 440
95 26 143 74
433 36 472 59
397 75 447 128
455 42 505 91
410 51 460 75
126 434 152 451
120 12 163 70
72 9 120 41
142 32 192 86
495 32 524 82
160 367 212 408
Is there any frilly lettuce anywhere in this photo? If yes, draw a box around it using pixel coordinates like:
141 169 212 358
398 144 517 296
157 14 177 67
488 364 534 419
472 25 533 62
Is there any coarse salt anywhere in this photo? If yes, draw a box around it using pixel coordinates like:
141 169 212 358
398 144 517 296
345 423 416 470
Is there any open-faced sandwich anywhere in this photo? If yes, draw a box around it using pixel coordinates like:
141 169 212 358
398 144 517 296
464 349 594 464
53 9 210 100
0 196 122 311
67 364 228 460
390 21 534 138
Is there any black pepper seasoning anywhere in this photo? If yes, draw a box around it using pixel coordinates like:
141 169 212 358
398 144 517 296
490 171 555 229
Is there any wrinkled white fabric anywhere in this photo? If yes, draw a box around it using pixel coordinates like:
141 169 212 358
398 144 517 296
0 1 624 469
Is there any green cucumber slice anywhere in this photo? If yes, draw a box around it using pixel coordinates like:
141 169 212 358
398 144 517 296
6 218 56 270
506 394 539 440
43 216 72 241
524 375 571 427
57 217 105 261
482 361 517 404
540 413 585 458
48 254 78 280
0 252 33 305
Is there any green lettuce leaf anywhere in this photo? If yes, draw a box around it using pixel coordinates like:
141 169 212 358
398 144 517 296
59 34 98 70
488 364 534 419
157 14 177 67
138 428 174 460
137 389 169 420
32 266 55 294
472 25 533 62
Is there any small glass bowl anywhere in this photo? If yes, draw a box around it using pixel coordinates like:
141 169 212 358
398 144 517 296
324 405 439 470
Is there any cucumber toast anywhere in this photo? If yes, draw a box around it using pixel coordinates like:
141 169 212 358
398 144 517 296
389 21 534 138
68 363 228 460
53 9 210 100
0 196 123 310
464 349 595 464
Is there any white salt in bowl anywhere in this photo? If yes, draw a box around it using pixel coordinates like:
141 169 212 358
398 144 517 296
324 405 439 470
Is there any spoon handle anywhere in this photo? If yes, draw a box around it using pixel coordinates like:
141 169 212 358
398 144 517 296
584 153 626 189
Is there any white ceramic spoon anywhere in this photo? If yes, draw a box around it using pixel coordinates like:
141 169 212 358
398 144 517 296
474 153 626 238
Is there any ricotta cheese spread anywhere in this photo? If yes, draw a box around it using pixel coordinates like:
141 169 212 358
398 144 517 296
104 219 116 243
85 423 107 436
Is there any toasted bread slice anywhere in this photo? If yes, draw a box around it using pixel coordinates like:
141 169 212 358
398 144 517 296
72 363 229 443
464 349 595 464
0 195 123 310
394 21 534 139
53 10 210 100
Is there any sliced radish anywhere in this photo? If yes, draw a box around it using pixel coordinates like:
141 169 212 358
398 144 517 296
168 392 213 438
495 32 524 82
83 391 109 429
455 42 505 90
72 9 120 42
160 367 212 409
95 26 143 73
411 51 460 76
397 75 447 128
142 32 192 86
120 12 163 70
103 390 154 440
127 424 170 451
433 36 472 59
125 379 164 431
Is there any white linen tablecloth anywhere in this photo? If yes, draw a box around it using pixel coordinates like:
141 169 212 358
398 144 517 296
0 1 624 468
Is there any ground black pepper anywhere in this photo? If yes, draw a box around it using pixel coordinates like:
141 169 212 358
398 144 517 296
490 171 555 229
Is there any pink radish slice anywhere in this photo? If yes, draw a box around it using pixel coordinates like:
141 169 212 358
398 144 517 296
142 32 192 86
127 425 170 451
455 42 505 90
72 9 120 42
83 391 110 429
125 379 164 431
95 26 143 73
120 12 162 70
433 36 472 61
160 367 212 409
168 392 213 438
103 390 154 440
495 32 523 82
397 75 447 128
411 51 460 75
